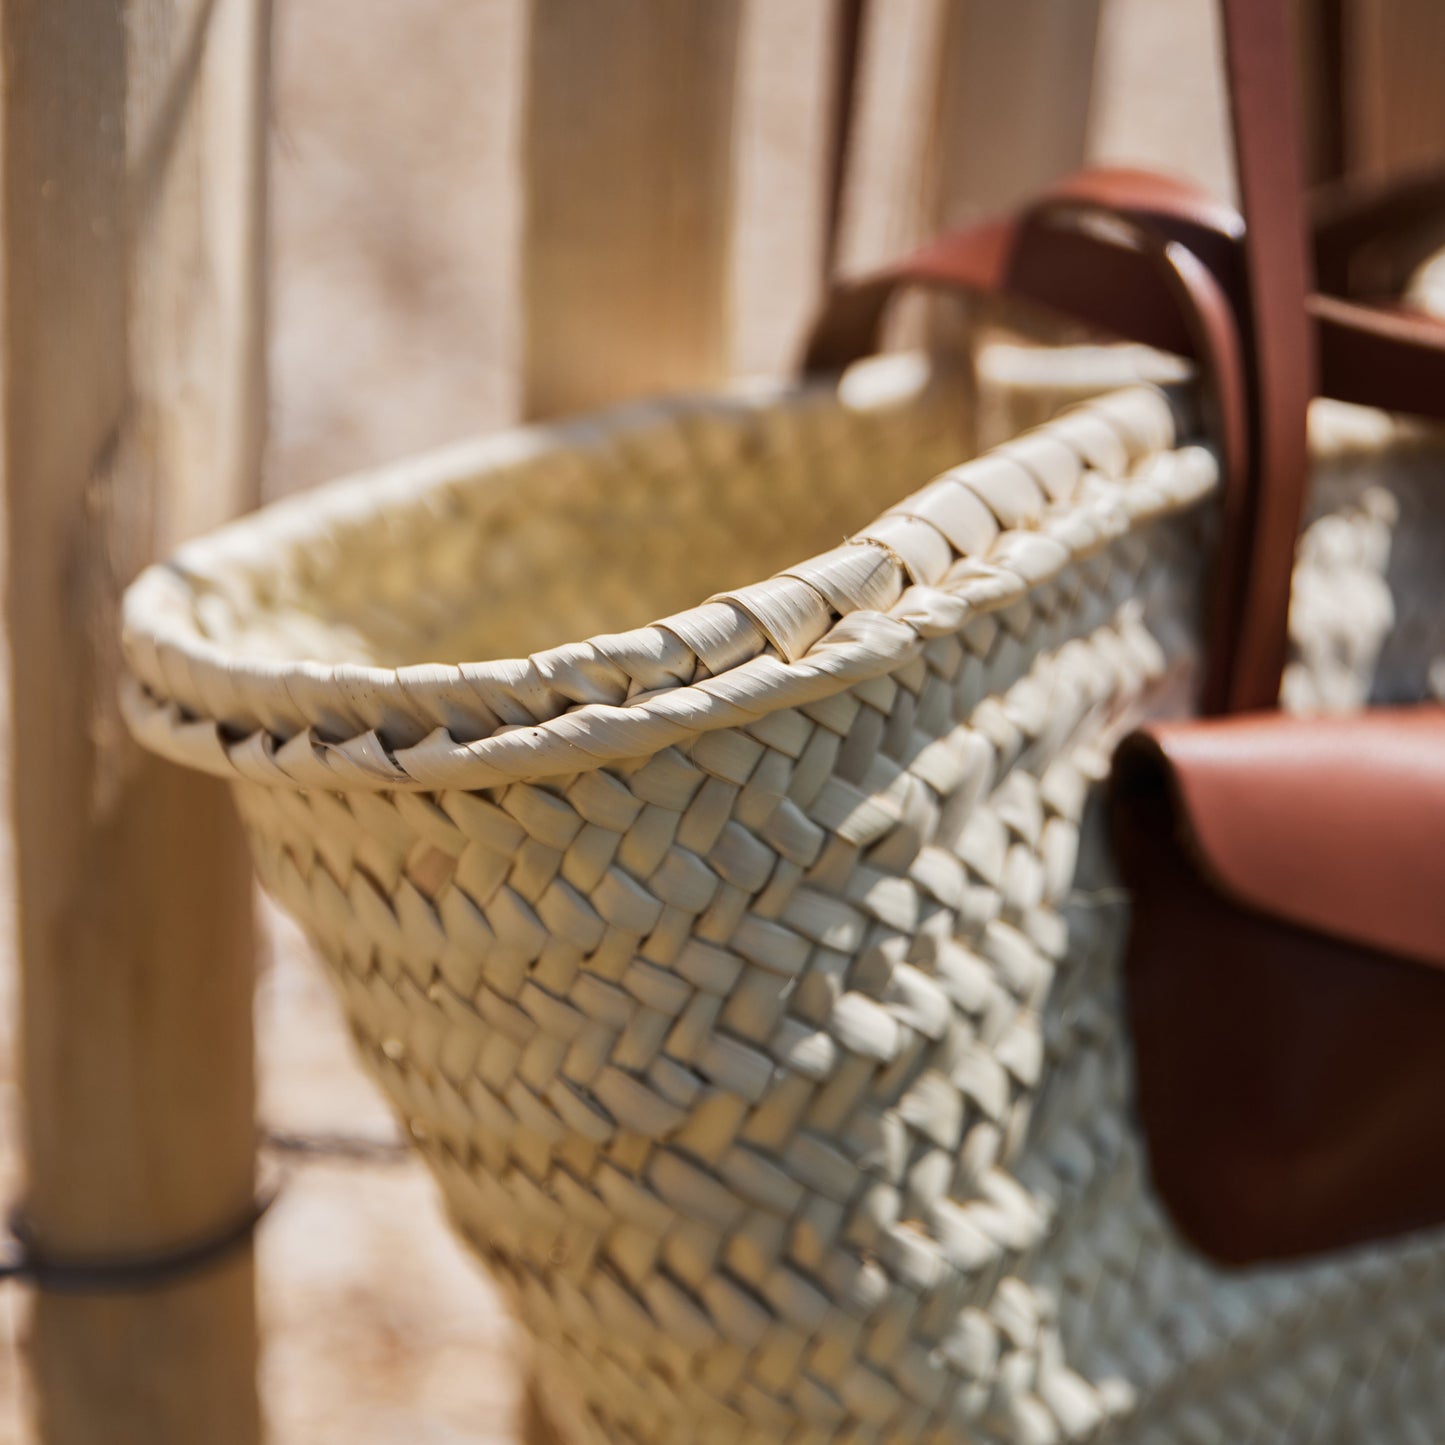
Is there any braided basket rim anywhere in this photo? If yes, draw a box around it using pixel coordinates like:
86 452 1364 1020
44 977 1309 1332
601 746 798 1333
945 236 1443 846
121 362 1216 792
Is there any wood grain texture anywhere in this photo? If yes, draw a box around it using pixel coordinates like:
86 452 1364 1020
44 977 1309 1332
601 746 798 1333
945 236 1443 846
730 0 839 378
1344 0 1445 179
928 0 1101 228
837 0 1101 272
1 0 269 1440
834 0 1101 458
833 0 945 274
1296 0 1347 184
521 0 742 419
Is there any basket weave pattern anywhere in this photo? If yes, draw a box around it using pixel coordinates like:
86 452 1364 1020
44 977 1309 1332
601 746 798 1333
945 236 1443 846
123 362 1445 1443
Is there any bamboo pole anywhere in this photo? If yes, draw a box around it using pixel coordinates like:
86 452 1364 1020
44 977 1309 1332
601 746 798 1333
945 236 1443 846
520 0 743 419
1 1 270 1441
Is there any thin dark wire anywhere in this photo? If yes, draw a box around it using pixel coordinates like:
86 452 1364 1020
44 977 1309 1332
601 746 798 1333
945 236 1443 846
0 1180 278 1295
263 1127 410 1165
0 1127 411 1293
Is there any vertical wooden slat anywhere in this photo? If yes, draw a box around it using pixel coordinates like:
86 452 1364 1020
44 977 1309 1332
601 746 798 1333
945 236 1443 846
834 0 1102 460
730 0 840 377
1297 0 1347 184
926 0 1102 229
521 0 743 419
822 0 869 279
833 0 947 274
1343 0 1445 180
519 5 742 1433
2 1 269 1441
1089 0 1231 197
837 0 1102 274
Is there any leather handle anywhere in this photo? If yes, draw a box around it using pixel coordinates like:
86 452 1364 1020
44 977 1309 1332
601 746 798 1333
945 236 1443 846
805 2 1445 714
1212 0 1314 712
804 171 1257 714
803 168 1247 375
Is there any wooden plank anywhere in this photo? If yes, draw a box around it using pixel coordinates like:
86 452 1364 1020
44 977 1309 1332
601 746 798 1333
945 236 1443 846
1297 0 1347 184
1 1 269 1441
520 3 743 1426
833 0 947 274
730 0 840 376
837 0 1103 273
1342 0 1445 179
521 0 743 418
833 0 1101 458
1089 0 1231 197
928 0 1102 228
822 0 869 279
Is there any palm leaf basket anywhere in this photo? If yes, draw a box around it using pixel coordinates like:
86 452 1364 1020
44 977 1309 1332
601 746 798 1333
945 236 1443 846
123 313 1445 1442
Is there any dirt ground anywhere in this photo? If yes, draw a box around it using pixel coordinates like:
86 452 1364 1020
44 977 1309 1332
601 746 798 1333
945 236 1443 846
253 906 526 1444
0 1 1228 1440
0 907 527 1445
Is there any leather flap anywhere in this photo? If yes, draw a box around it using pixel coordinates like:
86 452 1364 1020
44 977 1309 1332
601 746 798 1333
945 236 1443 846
1114 707 1445 970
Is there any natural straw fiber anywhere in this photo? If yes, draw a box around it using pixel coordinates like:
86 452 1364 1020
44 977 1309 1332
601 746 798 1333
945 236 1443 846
122 348 1445 1444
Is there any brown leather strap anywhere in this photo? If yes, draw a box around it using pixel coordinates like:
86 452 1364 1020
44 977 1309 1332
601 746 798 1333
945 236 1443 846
804 182 1445 410
805 4 1316 715
1314 293 1445 415
1212 0 1315 712
805 0 1445 712
1309 166 1445 414
804 176 1249 508
803 169 1246 375
995 159 1281 715
803 173 1263 714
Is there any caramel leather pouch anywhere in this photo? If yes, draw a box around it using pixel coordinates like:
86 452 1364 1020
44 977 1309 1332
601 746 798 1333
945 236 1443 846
1112 707 1445 1265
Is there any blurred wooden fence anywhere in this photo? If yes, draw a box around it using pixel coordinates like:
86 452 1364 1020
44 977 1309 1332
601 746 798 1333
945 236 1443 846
0 1 1440 1442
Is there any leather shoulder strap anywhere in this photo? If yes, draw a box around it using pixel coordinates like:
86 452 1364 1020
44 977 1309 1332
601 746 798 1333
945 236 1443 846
802 174 1257 714
802 170 1244 375
1213 0 1315 712
804 1 1445 713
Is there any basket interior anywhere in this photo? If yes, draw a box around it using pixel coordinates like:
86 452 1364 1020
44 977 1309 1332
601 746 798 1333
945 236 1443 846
182 357 973 671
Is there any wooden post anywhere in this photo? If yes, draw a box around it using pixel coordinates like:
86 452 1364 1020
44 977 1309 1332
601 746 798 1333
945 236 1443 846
519 3 743 1432
520 0 743 419
1297 0 1347 184
927 0 1102 229
833 0 1101 457
730 0 842 377
830 0 952 274
1 1 270 1441
836 0 1102 272
1341 0 1445 179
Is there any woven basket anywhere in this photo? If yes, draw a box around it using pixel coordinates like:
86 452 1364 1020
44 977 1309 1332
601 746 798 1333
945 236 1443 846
123 343 1445 1444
